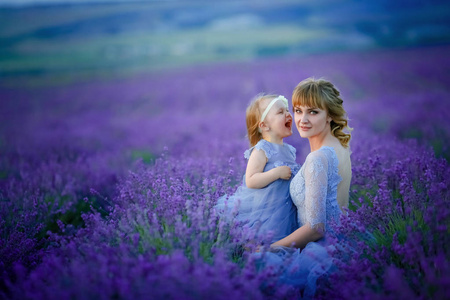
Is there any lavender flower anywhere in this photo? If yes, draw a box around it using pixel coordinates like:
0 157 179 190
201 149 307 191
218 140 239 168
1 45 449 299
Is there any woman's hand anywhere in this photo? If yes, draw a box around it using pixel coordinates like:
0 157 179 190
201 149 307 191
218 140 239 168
271 224 324 249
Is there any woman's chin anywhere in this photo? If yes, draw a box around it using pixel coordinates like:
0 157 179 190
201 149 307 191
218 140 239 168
298 132 309 138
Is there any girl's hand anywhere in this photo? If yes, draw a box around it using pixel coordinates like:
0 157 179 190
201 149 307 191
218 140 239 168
276 166 292 180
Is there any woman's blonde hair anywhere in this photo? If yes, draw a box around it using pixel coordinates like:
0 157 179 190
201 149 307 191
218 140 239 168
246 94 278 147
292 78 352 148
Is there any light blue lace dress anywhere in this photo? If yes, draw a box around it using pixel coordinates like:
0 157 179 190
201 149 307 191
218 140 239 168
290 146 342 236
257 146 343 299
215 139 300 242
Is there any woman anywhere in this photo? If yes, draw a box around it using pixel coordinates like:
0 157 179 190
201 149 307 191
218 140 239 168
260 77 352 298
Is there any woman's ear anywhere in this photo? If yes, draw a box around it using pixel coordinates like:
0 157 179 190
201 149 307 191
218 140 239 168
327 116 332 123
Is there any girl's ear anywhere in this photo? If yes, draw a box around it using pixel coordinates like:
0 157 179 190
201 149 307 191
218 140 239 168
259 121 268 132
327 116 332 123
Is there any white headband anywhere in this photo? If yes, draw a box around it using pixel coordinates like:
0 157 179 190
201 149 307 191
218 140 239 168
260 95 289 122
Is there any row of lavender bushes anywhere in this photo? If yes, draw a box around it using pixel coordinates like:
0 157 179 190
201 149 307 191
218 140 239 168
1 45 449 299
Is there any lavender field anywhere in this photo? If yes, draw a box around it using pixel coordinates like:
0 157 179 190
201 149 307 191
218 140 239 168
1 44 449 299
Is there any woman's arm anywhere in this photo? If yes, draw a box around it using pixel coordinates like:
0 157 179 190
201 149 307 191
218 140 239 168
245 149 291 189
271 224 323 249
271 150 329 248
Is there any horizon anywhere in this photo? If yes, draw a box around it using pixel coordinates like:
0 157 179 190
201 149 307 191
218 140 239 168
2 0 450 87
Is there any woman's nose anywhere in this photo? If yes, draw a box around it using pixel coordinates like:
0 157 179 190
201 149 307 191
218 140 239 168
301 116 308 123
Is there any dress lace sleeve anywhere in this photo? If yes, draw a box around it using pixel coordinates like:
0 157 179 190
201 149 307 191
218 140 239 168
304 151 328 233
244 140 274 160
286 143 297 159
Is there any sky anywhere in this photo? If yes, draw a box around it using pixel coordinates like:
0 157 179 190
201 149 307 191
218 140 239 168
0 0 148 6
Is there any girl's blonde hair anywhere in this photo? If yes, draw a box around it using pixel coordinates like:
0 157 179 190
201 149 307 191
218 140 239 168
292 78 352 148
246 94 278 147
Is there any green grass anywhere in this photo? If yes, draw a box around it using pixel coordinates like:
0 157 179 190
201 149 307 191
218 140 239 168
371 209 428 248
38 196 96 239
130 149 156 164
349 185 378 211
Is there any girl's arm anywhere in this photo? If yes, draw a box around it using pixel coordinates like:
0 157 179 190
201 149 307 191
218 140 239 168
245 149 291 189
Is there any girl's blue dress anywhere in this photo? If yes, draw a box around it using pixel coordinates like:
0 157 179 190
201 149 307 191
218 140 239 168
256 146 344 299
215 139 300 242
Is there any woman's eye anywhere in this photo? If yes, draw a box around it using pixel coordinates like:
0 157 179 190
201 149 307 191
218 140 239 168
295 109 302 114
310 111 318 115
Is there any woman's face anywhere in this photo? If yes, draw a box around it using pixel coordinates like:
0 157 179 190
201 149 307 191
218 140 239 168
293 105 331 139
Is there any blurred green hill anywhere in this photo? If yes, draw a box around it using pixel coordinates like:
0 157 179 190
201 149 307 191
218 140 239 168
1 0 450 86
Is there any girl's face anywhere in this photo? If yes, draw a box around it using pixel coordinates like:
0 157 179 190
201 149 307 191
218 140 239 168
261 99 293 139
293 105 331 139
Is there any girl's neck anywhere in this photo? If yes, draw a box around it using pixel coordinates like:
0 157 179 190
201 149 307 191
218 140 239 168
263 135 284 145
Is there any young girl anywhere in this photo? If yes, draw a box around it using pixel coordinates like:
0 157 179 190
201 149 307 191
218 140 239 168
216 94 299 242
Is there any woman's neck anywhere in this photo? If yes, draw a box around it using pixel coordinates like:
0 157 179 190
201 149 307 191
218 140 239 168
309 133 337 152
